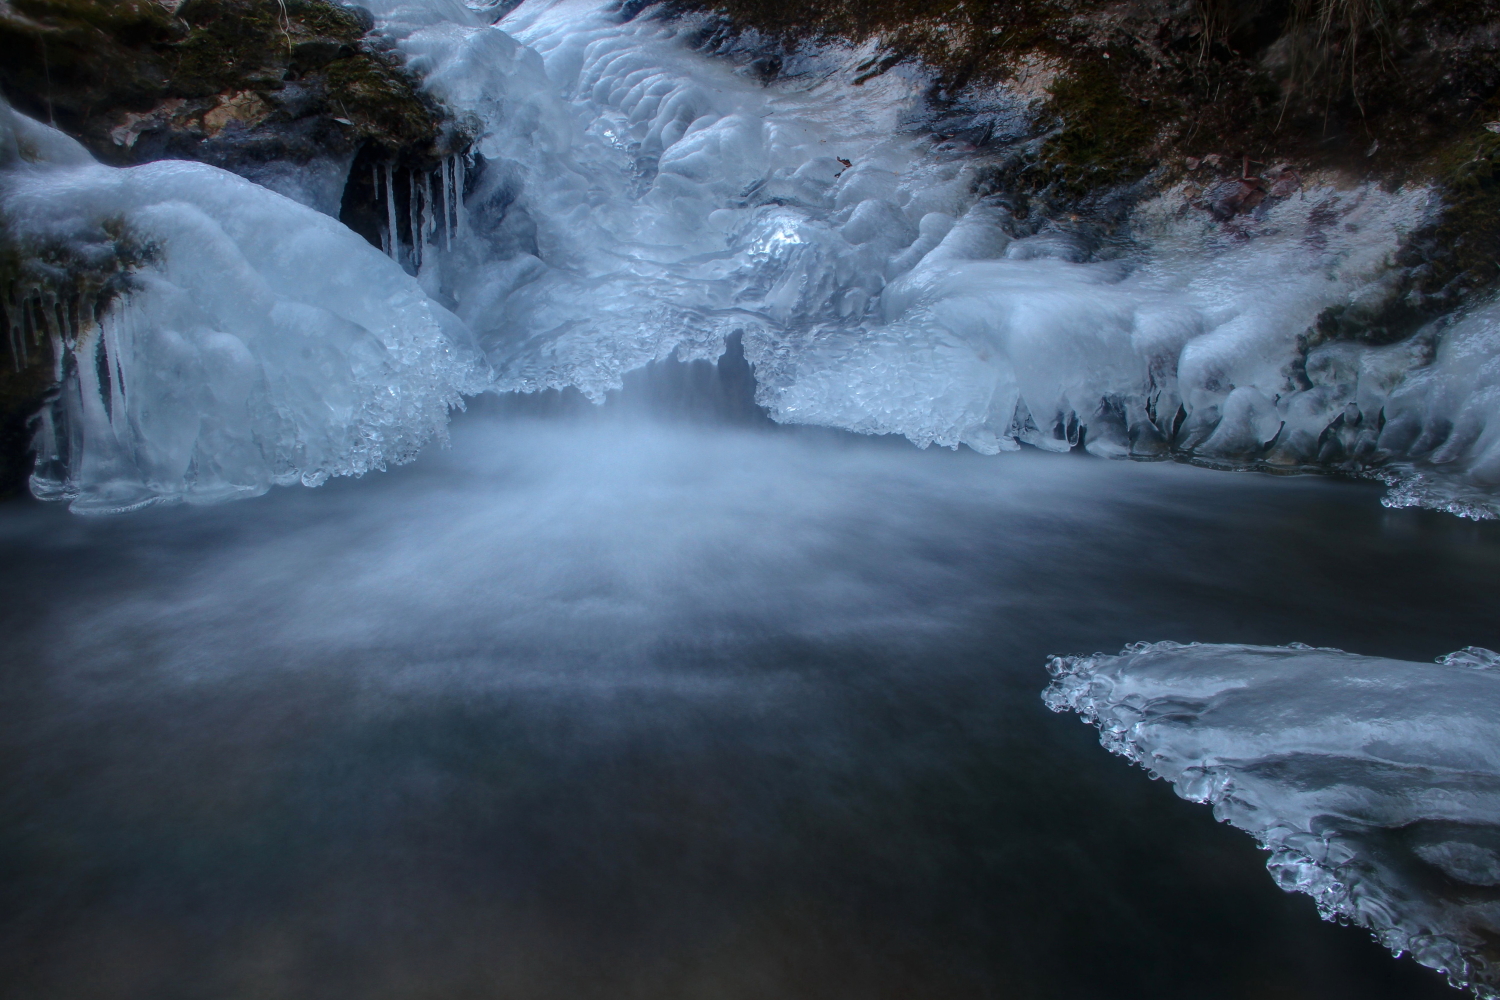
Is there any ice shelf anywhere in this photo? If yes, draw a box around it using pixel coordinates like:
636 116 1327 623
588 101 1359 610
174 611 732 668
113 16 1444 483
1046 640 1500 997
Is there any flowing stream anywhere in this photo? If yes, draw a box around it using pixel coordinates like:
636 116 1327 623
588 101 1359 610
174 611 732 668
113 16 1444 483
2 394 1498 998
4 0 1500 994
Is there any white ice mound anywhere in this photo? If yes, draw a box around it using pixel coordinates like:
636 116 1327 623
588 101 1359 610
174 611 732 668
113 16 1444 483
362 0 1024 399
758 182 1433 459
360 0 1496 502
1044 640 1500 997
1 101 490 513
1369 298 1500 519
324 0 1500 516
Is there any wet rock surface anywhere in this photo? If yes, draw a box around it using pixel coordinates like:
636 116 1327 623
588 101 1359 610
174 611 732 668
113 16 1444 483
0 0 456 203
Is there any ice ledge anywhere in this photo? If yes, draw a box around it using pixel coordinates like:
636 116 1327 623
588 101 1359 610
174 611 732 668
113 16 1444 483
1045 640 1500 997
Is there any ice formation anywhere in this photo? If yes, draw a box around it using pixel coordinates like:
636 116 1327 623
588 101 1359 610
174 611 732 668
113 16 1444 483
1367 299 1500 518
8 0 1500 511
346 0 1497 513
1045 641 1500 997
0 99 489 513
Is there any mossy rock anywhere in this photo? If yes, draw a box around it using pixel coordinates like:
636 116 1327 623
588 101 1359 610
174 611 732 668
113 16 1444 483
688 0 1500 185
0 0 451 166
1039 60 1159 196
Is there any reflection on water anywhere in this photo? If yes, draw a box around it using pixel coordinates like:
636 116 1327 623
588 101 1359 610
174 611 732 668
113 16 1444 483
2 407 1497 999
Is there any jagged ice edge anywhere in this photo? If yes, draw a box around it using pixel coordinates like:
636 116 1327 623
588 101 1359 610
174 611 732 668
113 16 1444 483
1042 640 1500 999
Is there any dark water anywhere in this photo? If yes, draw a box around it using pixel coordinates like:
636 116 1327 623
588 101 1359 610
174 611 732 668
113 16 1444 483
2 402 1498 999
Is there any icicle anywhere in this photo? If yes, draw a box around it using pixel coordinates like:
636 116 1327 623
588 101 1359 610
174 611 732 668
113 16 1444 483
33 406 58 479
112 301 126 421
24 287 38 346
95 306 114 422
30 297 49 349
19 295 33 366
51 295 69 351
374 164 391 257
437 157 447 251
422 169 435 260
384 162 399 263
101 298 126 429
440 156 452 252
32 296 54 380
48 319 63 383
454 154 468 238
408 169 422 271
73 319 114 459
448 155 458 248
5 291 21 373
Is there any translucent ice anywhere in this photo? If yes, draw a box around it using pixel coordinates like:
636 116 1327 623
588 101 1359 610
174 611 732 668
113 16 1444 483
363 0 958 397
0 100 490 513
354 0 1500 511
13 0 1500 512
1369 299 1500 518
1045 640 1500 997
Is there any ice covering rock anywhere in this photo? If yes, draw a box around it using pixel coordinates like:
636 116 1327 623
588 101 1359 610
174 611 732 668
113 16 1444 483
14 0 1499 513
1044 640 1500 997
1369 299 1500 519
0 100 490 513
345 0 1500 514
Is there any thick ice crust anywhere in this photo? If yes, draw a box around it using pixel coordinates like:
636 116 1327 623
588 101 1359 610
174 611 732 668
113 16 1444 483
1 102 490 513
10 0 1500 512
1044 640 1500 996
358 0 1500 512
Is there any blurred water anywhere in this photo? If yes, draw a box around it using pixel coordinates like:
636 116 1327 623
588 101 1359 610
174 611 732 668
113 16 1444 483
2 392 1498 998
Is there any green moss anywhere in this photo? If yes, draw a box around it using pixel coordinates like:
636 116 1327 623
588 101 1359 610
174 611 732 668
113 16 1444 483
169 0 366 97
1412 129 1500 303
1039 62 1160 194
0 0 451 165
324 54 445 154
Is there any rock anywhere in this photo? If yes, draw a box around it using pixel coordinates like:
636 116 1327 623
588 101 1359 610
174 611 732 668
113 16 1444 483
1201 177 1266 220
202 90 272 135
0 0 455 184
291 36 350 69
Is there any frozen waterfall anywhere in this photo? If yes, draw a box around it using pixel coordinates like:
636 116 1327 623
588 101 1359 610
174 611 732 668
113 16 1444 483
5 0 1500 512
364 0 1500 513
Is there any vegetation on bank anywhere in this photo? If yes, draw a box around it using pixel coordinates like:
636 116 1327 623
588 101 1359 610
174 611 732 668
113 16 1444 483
0 0 451 164
686 0 1500 179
